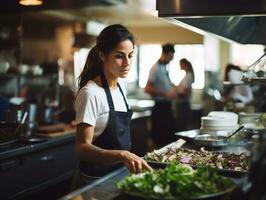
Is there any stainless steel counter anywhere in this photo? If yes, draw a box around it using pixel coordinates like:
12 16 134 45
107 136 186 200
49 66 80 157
0 133 75 160
59 167 129 200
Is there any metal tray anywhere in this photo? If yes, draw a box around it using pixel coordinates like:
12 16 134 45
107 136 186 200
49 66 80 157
192 135 229 147
145 140 248 178
175 130 229 148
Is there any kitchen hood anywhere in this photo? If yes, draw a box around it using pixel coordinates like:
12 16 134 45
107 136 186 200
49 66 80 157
156 0 266 44
176 16 266 44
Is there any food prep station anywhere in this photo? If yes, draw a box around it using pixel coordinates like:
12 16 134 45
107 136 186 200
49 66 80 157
59 126 266 200
1 0 266 199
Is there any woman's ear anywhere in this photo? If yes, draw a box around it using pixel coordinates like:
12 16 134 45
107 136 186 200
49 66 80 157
98 51 105 62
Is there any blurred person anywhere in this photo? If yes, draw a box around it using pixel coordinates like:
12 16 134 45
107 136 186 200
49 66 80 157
72 24 152 191
224 64 253 104
175 58 195 132
145 43 177 148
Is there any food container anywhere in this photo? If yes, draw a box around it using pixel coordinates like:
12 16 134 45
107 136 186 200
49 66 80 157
144 140 249 178
175 130 229 147
192 134 228 147
176 126 244 148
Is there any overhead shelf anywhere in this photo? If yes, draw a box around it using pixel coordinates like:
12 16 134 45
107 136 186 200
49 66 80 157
242 77 266 85
223 81 248 86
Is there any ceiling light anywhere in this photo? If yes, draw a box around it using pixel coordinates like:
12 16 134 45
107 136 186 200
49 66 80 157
19 0 43 6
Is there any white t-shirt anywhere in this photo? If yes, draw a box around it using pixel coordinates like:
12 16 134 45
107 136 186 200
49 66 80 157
177 72 194 103
75 80 128 140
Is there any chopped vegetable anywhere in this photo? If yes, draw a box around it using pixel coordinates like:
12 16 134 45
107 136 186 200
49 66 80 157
144 147 249 172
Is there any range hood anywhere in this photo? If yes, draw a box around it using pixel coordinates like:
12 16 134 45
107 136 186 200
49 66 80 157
156 0 266 44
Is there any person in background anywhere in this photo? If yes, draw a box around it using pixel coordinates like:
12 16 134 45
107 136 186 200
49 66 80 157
72 24 152 190
145 43 177 148
224 64 253 104
175 58 195 132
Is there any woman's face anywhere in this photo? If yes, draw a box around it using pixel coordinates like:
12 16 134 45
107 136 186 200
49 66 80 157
102 39 134 79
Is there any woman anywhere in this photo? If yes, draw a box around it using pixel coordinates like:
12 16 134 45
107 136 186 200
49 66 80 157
175 58 195 132
71 24 152 190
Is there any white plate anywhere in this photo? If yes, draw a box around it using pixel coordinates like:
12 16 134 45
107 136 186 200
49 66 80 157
201 116 238 127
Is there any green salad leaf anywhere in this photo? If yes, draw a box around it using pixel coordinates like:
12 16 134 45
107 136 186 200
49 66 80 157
117 163 235 199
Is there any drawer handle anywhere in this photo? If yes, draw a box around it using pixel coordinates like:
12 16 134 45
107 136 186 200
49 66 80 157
0 160 18 170
40 155 55 161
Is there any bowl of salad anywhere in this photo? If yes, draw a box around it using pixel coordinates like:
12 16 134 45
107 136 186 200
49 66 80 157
117 163 236 199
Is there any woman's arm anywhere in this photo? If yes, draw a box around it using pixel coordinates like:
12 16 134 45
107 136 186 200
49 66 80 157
75 123 152 173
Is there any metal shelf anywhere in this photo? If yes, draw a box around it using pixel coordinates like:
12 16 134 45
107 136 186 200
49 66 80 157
241 52 266 85
223 81 248 86
242 77 266 85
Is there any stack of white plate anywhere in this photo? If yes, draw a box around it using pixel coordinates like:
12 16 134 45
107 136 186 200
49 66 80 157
200 111 239 135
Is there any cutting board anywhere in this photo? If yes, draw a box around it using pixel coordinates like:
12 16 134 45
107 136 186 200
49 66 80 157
35 123 75 138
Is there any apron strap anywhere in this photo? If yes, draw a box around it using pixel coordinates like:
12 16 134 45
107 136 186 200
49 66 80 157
100 69 130 111
100 69 115 110
117 83 130 111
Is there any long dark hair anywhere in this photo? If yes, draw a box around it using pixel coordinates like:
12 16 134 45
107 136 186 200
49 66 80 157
180 58 195 82
78 24 135 89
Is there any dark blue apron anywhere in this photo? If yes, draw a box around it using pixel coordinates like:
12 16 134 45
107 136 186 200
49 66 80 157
79 71 133 177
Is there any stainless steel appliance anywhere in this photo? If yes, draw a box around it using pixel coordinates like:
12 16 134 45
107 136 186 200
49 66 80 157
156 0 266 44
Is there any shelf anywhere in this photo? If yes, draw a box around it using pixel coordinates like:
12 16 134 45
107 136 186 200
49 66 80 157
242 77 266 85
223 81 248 86
240 52 266 85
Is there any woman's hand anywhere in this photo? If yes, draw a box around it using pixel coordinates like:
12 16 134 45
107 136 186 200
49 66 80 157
119 151 153 174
